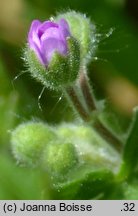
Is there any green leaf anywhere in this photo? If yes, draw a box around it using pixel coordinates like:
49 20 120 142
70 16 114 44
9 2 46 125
51 166 115 199
0 60 19 146
0 154 47 199
120 107 138 178
123 182 138 200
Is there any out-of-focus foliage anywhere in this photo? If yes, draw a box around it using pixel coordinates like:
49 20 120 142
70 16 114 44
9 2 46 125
0 0 138 199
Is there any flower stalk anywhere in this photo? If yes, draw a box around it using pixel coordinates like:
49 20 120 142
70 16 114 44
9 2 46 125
24 12 123 153
64 69 123 153
64 86 89 121
93 121 123 152
79 70 97 112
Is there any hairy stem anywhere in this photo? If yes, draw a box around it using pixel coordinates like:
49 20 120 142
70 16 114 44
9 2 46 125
64 70 123 152
93 120 123 152
65 86 89 121
79 71 97 112
78 70 123 152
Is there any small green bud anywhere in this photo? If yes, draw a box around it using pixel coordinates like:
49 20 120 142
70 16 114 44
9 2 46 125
56 124 121 169
41 142 78 176
11 122 56 167
56 11 97 64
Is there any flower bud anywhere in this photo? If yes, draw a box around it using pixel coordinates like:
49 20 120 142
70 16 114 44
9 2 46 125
41 141 78 176
11 122 56 167
24 18 80 90
56 11 97 64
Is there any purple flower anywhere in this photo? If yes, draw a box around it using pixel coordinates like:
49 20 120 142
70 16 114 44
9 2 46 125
28 19 70 66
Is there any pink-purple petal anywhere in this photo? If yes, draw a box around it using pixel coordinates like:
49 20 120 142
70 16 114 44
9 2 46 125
27 18 70 66
41 38 67 63
58 19 70 38
29 42 45 65
41 27 65 41
37 21 58 38
28 20 41 44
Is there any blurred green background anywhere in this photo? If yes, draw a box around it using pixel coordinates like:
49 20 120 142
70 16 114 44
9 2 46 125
0 0 138 199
